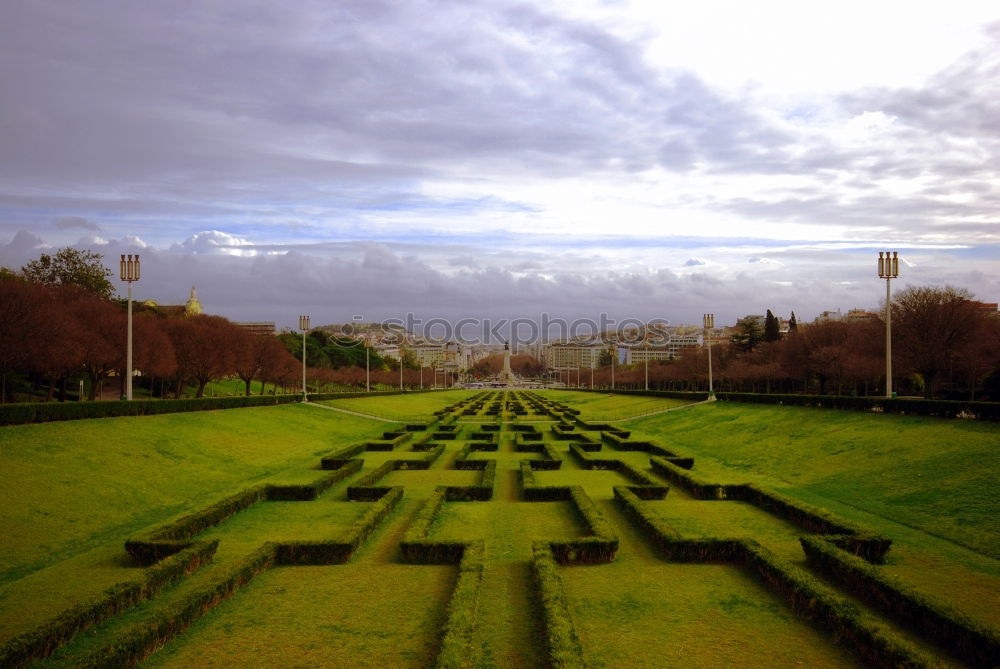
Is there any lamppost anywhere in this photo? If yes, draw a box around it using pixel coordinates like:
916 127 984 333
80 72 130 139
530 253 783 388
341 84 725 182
610 341 616 390
703 313 715 395
365 342 370 393
420 365 423 390
119 254 140 400
644 343 649 391
878 251 900 399
299 315 309 401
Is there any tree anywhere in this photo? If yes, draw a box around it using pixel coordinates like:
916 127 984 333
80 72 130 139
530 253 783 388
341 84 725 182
21 248 115 300
763 309 781 342
164 315 243 397
788 312 798 334
730 317 763 353
891 285 989 399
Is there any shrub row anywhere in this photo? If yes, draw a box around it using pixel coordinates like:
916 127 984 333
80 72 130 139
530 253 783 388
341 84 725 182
543 487 618 564
575 420 629 437
265 459 364 500
81 542 278 669
568 388 710 402
319 442 366 468
434 540 486 669
715 392 1000 421
126 487 267 564
0 390 422 426
365 431 413 450
531 541 587 669
568 447 668 495
801 536 1000 667
347 461 398 500
648 458 890 562
400 489 468 563
468 431 496 442
0 540 217 668
519 461 573 501
443 460 497 501
601 432 693 468
277 486 404 564
613 487 935 667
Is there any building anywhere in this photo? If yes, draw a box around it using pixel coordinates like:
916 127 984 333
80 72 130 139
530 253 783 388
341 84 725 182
139 285 203 318
544 342 602 370
236 322 276 337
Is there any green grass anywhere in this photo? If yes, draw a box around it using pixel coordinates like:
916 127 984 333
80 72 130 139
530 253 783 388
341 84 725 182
318 389 476 420
624 401 1000 558
539 389 698 419
3 390 1000 667
0 404 386 584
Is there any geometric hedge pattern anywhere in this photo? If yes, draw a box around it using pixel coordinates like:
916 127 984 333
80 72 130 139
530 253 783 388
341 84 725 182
2 391 997 668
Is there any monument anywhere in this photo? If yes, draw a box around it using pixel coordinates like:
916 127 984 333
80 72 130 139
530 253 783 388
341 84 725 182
499 341 516 386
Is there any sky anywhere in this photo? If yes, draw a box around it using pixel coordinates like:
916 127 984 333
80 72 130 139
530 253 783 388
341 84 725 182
1 1 998 339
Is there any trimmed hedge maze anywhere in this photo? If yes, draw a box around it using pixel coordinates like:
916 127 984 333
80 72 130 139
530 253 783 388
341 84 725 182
2 390 998 668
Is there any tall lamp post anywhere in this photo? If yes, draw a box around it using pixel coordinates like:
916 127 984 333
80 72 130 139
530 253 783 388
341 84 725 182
644 343 649 391
365 342 370 392
610 341 616 390
878 251 899 398
299 315 309 401
119 254 140 400
703 313 714 395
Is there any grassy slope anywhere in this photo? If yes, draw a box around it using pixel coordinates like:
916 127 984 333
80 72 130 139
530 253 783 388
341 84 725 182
0 404 386 583
539 389 697 419
318 389 475 420
626 401 1000 559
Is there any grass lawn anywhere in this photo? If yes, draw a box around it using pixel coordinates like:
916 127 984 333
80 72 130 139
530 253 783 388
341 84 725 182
318 389 476 420
3 390 999 667
0 403 386 585
624 401 1000 559
539 389 699 419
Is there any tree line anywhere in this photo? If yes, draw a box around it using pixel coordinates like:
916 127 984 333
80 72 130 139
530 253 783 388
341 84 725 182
583 286 999 400
3 249 997 401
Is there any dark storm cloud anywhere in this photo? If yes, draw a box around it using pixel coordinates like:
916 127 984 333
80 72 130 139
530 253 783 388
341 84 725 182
0 0 791 207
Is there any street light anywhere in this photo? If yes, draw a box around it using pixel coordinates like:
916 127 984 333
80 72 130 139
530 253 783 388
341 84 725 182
703 313 715 395
878 251 900 399
365 342 370 393
299 315 309 401
119 254 140 400
644 342 649 391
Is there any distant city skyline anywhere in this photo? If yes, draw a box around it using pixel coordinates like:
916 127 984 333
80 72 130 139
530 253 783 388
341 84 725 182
2 2 998 329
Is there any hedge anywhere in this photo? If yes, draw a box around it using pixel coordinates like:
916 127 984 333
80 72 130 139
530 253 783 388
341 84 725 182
444 462 497 501
265 459 364 500
565 388 710 403
613 487 936 667
276 486 403 565
532 541 587 669
0 540 217 668
802 536 1000 667
80 542 278 669
715 392 1000 421
0 390 423 426
434 541 486 669
648 457 891 562
126 487 268 564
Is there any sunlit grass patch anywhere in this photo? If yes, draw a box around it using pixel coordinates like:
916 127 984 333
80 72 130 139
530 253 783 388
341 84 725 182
141 564 456 669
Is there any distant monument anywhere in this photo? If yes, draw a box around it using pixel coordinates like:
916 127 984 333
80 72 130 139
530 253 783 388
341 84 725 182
498 341 516 386
185 285 203 315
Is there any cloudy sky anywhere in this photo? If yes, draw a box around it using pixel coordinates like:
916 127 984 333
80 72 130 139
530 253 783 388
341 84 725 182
1 1 998 337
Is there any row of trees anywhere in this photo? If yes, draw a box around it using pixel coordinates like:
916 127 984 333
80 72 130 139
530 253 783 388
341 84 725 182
3 248 997 401
572 287 998 400
1 250 459 402
0 279 308 401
